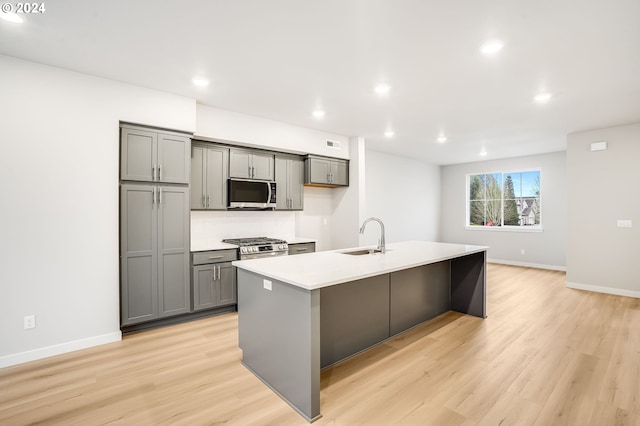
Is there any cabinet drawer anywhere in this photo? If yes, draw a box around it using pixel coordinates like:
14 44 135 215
289 242 316 255
192 249 237 265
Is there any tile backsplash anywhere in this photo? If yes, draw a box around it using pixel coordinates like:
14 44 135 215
191 210 296 246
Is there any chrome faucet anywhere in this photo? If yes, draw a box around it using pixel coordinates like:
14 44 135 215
359 217 386 253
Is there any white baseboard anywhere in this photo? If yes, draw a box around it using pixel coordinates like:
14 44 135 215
0 331 122 369
566 282 640 299
487 258 566 272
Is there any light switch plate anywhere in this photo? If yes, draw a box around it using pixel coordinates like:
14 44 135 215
617 219 632 228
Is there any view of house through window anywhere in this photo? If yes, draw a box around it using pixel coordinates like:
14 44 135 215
467 171 540 228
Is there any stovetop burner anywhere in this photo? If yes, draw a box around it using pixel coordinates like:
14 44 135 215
222 237 286 246
222 237 289 259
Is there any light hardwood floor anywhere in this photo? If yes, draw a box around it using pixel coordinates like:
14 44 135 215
1 264 639 425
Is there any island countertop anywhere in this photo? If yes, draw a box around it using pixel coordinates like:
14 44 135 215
232 240 488 290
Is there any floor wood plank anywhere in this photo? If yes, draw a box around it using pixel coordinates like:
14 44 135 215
1 264 639 425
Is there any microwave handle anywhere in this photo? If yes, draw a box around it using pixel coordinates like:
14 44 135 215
267 183 272 204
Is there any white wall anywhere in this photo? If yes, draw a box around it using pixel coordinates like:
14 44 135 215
0 55 196 367
331 137 366 249
196 105 349 159
440 151 567 270
191 210 296 248
363 149 441 246
295 187 334 251
567 123 640 297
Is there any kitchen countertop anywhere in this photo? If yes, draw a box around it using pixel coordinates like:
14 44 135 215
280 237 316 244
190 241 239 252
190 236 316 252
233 240 488 290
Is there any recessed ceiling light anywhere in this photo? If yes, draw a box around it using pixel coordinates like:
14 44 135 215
437 135 447 143
0 12 24 23
312 110 325 119
374 84 391 95
480 150 488 156
192 77 209 87
384 130 395 138
480 40 504 55
534 92 552 103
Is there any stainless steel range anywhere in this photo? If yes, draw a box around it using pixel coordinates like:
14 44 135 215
222 237 289 260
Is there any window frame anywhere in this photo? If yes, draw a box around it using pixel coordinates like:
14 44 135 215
465 169 543 232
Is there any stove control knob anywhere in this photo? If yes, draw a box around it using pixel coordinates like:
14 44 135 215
253 247 258 253
279 244 286 250
240 247 247 254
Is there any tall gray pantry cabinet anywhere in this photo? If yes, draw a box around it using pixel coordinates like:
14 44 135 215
119 124 191 327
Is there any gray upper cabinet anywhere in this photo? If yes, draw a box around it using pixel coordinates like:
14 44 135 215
229 148 274 181
121 125 190 184
120 183 190 326
275 156 304 210
191 144 228 210
305 155 349 187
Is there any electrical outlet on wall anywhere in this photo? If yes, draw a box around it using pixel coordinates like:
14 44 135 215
24 315 36 330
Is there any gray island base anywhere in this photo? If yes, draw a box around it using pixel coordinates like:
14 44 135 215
234 241 488 422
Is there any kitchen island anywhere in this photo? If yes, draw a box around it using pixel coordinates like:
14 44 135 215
233 240 488 422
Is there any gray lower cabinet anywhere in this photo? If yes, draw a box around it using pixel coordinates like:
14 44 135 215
275 156 304 210
120 125 191 184
319 261 450 367
288 242 315 255
191 144 228 210
304 155 349 187
229 148 274 181
120 183 190 326
191 249 238 311
389 262 450 335
320 274 390 368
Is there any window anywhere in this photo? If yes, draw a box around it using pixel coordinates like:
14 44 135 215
467 170 541 229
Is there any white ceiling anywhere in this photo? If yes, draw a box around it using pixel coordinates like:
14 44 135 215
1 0 639 164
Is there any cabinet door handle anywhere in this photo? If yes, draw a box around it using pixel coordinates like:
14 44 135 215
252 166 255 178
202 195 205 207
152 187 156 204
158 165 162 181
206 194 210 208
216 265 220 280
158 187 162 204
152 165 157 181
248 166 251 178
208 256 224 260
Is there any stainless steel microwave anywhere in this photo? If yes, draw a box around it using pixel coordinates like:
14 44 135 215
228 179 276 209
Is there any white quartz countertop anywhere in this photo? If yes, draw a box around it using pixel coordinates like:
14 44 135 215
233 240 488 290
191 241 239 252
191 237 316 252
282 237 316 244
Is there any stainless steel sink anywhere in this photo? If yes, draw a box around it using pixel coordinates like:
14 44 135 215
341 248 383 255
